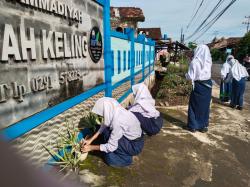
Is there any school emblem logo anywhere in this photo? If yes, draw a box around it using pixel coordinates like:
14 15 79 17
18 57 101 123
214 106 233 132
89 27 103 63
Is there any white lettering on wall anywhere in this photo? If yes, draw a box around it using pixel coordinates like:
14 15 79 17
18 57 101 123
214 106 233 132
58 2 65 15
82 36 88 58
63 33 71 58
19 0 84 23
54 32 63 58
20 26 37 60
71 35 75 58
28 0 39 7
38 0 50 11
2 24 21 61
0 24 89 62
50 0 57 14
75 35 82 58
0 84 10 103
42 29 56 59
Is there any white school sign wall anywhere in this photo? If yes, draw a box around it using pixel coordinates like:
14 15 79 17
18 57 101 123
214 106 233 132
0 0 104 129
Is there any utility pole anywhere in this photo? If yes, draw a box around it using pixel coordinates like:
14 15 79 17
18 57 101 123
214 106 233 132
243 16 250 33
180 27 183 43
213 31 219 39
180 27 185 44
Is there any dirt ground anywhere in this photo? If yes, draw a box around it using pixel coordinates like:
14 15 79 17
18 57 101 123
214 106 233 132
74 64 250 187
75 93 250 187
212 63 250 108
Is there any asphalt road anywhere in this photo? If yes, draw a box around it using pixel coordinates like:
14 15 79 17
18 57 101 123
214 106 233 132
212 63 250 108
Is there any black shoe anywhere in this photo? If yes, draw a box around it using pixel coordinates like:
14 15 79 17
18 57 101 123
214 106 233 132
189 128 196 133
199 128 208 133
183 126 196 133
230 104 236 109
236 106 243 110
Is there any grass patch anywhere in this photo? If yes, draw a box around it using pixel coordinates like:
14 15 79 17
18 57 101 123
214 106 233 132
155 63 192 106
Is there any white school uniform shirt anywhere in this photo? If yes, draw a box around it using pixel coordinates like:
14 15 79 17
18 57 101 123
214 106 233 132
221 55 234 79
229 59 249 81
129 83 160 118
186 45 212 84
92 97 142 153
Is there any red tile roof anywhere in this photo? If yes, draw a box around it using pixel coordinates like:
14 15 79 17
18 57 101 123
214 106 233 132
208 37 242 49
137 28 162 40
110 7 145 22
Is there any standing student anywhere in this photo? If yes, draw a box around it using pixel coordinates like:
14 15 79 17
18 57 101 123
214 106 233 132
229 59 249 110
129 83 163 136
185 45 213 133
220 55 234 102
81 97 144 167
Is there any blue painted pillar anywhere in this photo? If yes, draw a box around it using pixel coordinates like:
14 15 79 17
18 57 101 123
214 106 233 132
152 41 156 73
149 44 151 75
142 36 146 81
103 0 112 97
125 28 135 86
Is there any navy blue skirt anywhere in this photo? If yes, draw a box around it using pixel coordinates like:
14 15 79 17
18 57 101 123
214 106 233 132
132 112 163 136
101 128 144 167
188 80 212 130
231 78 246 107
220 80 232 102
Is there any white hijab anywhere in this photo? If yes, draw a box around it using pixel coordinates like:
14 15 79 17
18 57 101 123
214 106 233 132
129 83 160 118
230 59 249 81
92 97 119 127
221 55 234 79
193 44 212 69
92 97 142 138
186 45 212 87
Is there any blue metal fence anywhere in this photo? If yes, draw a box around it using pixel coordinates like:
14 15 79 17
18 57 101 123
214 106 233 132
0 0 155 141
110 29 155 97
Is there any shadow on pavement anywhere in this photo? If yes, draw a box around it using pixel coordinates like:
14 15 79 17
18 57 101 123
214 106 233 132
160 112 187 128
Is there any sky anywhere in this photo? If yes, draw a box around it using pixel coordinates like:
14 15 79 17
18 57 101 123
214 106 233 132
110 0 250 44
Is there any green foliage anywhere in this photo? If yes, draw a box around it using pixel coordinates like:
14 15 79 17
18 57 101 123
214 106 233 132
237 32 250 61
167 64 188 76
211 48 226 62
179 55 189 65
80 112 103 132
156 67 192 99
44 121 86 173
188 42 197 50
44 113 103 173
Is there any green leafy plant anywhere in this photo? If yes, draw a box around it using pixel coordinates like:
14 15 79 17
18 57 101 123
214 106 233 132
237 32 250 61
80 112 103 132
44 121 87 173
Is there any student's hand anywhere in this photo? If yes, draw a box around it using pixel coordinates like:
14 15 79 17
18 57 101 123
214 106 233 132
81 145 92 153
82 138 92 146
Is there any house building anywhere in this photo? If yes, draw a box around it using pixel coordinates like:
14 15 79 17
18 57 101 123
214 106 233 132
207 37 242 56
110 7 145 32
137 28 162 41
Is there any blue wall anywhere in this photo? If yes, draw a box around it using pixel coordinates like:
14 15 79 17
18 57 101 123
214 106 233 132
110 30 155 87
0 0 155 141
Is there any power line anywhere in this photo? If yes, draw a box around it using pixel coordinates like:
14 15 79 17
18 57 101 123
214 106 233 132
193 0 237 41
186 0 205 31
186 0 226 40
242 16 250 33
192 0 237 42
190 0 200 21
191 0 214 29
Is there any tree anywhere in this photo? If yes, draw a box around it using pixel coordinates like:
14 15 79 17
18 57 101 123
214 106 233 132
237 32 250 61
188 42 197 50
212 37 218 43
211 48 226 62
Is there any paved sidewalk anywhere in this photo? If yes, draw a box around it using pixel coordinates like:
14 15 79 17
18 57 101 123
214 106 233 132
76 85 250 187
